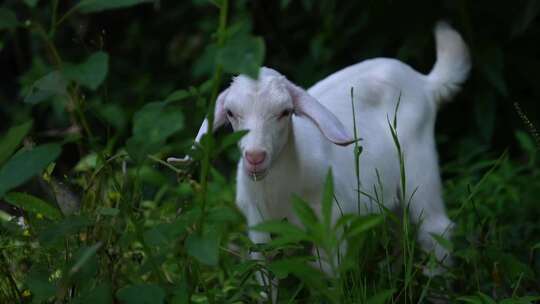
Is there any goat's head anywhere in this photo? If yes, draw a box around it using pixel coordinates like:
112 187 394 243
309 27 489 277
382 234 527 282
192 67 354 181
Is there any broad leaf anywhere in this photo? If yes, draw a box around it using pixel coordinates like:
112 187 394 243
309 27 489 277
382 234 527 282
0 144 62 197
24 71 68 104
0 120 33 166
4 192 61 220
69 243 102 277
116 284 165 304
38 216 91 246
73 283 113 304
79 0 152 13
268 257 327 290
26 271 56 303
64 52 109 90
165 89 191 102
0 8 18 30
127 101 184 162
217 35 265 79
214 130 248 156
186 230 220 266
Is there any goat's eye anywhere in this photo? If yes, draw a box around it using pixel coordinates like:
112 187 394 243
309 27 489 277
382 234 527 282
226 109 235 118
279 109 292 119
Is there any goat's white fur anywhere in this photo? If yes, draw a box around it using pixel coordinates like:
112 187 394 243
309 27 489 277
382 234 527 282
176 21 470 297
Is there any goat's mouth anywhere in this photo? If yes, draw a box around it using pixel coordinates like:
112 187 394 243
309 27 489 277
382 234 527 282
246 169 268 181
243 163 268 181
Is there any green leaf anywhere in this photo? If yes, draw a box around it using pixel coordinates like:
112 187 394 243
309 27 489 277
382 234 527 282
0 8 18 30
430 233 454 252
70 243 102 277
171 279 189 304
345 214 384 238
143 219 187 247
38 216 91 246
268 257 326 290
73 283 113 304
74 153 99 172
64 52 109 90
515 130 537 156
321 169 333 229
26 271 56 303
217 35 265 79
23 0 40 8
0 144 62 197
253 220 309 241
78 0 152 13
0 120 33 166
98 207 119 216
366 289 395 304
4 192 61 220
165 89 191 102
214 130 248 156
292 195 319 231
186 230 220 266
116 284 165 304
133 102 184 142
24 71 68 104
127 101 184 162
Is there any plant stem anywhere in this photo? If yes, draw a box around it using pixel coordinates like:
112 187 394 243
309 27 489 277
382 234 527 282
50 0 59 37
198 0 228 230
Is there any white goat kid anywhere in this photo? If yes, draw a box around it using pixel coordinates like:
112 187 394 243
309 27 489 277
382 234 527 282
174 21 470 291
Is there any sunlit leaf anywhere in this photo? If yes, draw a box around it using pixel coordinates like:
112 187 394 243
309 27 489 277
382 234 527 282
0 144 62 197
0 120 32 166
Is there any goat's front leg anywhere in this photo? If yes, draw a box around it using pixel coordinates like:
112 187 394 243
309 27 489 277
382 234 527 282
236 178 277 303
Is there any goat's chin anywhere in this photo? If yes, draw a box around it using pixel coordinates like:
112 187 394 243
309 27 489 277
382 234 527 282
243 163 269 181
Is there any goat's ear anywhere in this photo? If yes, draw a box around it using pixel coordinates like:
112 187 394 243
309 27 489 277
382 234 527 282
285 81 354 146
193 88 230 143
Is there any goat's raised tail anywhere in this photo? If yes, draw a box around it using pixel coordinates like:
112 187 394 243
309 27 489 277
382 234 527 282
427 21 471 105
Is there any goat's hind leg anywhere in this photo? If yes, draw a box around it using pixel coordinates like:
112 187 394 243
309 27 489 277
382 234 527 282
406 155 454 276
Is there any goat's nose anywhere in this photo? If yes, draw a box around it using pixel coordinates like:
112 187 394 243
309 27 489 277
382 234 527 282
245 150 267 165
